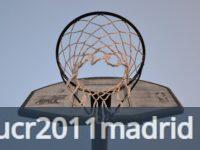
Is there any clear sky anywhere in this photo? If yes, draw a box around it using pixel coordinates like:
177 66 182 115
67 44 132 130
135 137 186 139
0 0 200 106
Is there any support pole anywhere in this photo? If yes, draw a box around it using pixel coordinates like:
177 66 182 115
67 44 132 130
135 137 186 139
91 123 108 150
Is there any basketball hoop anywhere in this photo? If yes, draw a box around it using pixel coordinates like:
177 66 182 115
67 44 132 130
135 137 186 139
56 11 145 109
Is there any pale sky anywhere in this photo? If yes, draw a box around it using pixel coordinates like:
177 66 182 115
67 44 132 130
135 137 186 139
0 0 200 106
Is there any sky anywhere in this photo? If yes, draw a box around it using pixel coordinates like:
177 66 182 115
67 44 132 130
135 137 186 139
0 0 200 106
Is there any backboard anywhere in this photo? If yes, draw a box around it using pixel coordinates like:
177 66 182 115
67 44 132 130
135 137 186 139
19 77 183 121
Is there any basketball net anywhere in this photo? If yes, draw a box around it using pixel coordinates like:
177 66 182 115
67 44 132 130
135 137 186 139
57 14 144 111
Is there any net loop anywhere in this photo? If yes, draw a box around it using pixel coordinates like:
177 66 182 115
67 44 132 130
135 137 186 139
56 12 145 111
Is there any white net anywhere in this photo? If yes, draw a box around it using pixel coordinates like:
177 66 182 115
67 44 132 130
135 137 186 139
57 13 145 109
